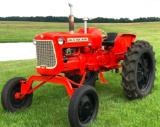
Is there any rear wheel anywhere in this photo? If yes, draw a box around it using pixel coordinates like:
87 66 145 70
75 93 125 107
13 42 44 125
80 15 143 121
1 77 33 112
121 40 156 99
68 85 99 127
65 71 98 87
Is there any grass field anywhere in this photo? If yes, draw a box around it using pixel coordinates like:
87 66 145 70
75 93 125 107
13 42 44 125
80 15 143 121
0 21 160 43
0 21 160 127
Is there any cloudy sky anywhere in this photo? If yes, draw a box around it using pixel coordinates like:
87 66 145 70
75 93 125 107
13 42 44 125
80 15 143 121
0 0 160 19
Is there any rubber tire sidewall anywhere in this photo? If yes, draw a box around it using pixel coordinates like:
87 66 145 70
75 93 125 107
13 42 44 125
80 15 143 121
83 71 98 86
1 77 33 112
135 47 155 96
68 85 99 127
121 41 156 99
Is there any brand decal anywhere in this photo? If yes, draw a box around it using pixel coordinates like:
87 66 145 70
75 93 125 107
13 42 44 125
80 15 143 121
67 38 88 42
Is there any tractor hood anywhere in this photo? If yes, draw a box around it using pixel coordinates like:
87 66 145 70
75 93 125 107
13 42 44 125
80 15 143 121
35 27 103 49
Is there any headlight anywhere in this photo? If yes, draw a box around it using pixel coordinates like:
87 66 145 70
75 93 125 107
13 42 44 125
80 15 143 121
33 39 36 45
58 38 65 45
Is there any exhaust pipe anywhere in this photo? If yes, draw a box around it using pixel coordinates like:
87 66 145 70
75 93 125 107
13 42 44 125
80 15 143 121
68 3 74 34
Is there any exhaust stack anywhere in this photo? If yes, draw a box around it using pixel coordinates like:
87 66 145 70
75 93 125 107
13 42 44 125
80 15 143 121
68 3 74 34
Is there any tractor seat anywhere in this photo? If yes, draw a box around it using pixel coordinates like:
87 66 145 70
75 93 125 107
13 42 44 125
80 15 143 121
102 32 118 46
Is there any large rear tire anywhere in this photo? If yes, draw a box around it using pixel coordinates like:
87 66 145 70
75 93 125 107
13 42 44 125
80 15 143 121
121 40 156 99
68 85 99 127
1 77 33 112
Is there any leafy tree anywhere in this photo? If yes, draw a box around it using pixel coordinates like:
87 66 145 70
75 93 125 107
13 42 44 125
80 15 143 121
0 16 160 23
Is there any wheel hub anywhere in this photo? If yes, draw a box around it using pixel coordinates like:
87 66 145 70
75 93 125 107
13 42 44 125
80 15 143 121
137 53 151 91
14 92 23 99
82 101 93 115
10 86 27 108
78 95 94 123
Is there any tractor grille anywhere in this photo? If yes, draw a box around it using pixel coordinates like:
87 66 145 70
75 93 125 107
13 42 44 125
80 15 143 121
36 41 57 68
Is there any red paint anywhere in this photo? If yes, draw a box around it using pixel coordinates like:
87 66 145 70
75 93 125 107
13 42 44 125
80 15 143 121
16 27 136 99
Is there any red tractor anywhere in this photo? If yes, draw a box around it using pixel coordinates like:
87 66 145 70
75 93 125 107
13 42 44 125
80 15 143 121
1 4 155 127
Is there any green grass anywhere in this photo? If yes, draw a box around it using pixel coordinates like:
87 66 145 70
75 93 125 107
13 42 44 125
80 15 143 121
0 21 68 42
0 21 160 44
0 22 160 127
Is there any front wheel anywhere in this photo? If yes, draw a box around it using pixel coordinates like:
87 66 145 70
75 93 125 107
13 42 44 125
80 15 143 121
1 77 33 112
68 85 99 127
121 40 156 99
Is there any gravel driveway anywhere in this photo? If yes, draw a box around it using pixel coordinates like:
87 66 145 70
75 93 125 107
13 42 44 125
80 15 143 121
0 42 36 61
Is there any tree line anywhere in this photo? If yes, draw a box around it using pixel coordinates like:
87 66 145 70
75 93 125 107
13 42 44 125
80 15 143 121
0 16 160 23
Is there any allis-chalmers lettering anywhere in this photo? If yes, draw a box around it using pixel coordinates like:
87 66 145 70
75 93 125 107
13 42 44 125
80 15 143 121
67 37 88 42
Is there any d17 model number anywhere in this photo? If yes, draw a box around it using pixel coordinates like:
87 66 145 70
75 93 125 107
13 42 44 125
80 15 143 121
67 38 88 42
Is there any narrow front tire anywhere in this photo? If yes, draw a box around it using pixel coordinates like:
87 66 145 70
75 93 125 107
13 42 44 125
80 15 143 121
1 77 33 112
68 85 99 127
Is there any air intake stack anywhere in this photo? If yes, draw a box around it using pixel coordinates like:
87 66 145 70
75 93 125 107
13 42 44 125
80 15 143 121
83 17 88 34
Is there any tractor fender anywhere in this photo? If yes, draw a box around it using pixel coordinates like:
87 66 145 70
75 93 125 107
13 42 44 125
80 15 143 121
114 34 136 54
